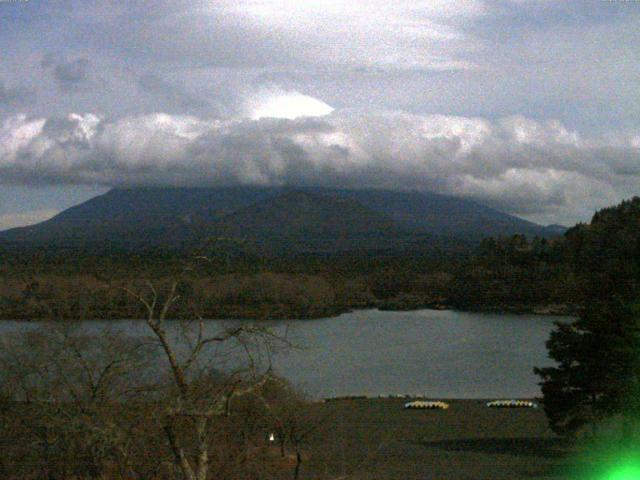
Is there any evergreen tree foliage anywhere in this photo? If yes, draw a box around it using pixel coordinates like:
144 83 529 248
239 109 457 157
535 197 640 437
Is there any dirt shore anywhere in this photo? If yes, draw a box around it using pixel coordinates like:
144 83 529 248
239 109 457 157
302 398 570 479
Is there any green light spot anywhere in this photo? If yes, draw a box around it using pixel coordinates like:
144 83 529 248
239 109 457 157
605 464 640 480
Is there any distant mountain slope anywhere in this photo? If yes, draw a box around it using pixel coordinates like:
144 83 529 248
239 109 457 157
0 186 564 252
309 188 547 237
214 190 398 237
0 187 281 251
40 186 280 228
207 190 407 252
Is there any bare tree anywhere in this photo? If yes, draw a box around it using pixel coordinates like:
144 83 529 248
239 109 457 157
0 323 156 479
122 278 289 480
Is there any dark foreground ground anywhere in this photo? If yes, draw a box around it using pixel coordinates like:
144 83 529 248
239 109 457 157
302 398 569 480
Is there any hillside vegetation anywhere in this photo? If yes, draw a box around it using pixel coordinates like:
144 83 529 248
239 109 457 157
1 196 638 321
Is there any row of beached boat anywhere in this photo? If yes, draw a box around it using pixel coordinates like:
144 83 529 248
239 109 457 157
485 400 537 408
321 396 538 409
404 400 538 410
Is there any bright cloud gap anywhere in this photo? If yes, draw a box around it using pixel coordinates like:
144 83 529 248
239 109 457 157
246 90 335 120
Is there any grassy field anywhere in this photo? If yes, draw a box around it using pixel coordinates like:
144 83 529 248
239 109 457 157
301 398 569 480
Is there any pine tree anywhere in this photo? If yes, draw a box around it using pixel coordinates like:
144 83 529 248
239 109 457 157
535 300 640 436
535 198 640 438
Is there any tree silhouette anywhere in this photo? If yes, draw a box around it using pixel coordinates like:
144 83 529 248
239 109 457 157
536 198 640 439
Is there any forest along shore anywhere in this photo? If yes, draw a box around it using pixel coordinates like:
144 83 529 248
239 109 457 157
0 251 578 321
0 226 588 321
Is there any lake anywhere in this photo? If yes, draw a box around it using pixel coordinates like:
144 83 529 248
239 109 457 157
0 309 568 399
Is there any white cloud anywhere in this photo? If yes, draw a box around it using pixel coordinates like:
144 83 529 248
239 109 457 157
245 89 334 120
218 0 485 70
0 114 46 162
0 106 638 224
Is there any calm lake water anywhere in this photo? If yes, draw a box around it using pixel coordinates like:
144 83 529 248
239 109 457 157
0 309 569 399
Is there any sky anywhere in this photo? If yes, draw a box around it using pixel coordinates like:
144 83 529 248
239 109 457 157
0 0 639 229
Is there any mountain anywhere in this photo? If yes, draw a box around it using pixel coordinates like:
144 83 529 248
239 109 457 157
0 186 565 253
213 191 397 236
306 188 549 237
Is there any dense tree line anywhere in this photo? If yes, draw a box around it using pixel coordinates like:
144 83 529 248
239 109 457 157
0 247 460 320
446 235 577 313
535 197 640 439
0 235 574 320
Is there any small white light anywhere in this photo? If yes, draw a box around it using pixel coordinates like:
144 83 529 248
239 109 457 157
269 433 275 442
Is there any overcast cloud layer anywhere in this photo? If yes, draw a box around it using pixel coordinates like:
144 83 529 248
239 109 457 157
2 108 639 224
0 0 639 227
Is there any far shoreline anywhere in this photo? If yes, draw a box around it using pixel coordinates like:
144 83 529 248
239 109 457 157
0 304 577 322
